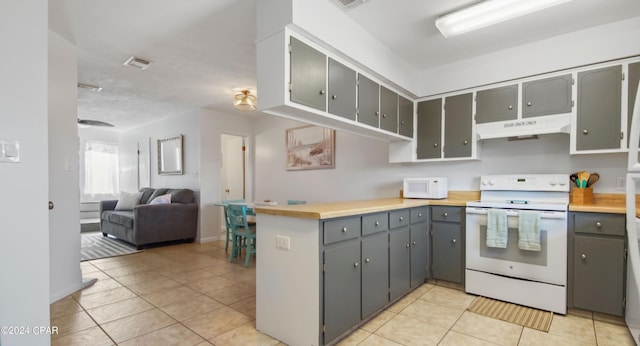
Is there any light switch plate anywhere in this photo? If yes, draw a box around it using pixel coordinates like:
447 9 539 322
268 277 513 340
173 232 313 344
276 235 291 250
0 139 19 163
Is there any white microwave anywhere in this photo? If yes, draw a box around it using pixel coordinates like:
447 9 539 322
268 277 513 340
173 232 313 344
403 177 448 199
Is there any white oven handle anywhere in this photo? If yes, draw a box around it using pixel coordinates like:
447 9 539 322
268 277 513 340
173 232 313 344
465 208 567 220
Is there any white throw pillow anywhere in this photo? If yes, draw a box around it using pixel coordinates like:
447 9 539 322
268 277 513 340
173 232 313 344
149 193 172 205
114 191 142 211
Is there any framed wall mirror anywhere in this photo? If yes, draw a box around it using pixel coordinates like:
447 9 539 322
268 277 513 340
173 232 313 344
157 134 183 175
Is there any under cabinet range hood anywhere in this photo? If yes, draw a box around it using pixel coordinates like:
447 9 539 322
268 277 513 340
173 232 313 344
475 114 571 140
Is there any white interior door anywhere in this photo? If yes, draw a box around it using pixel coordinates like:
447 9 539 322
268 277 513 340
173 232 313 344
137 138 150 189
221 134 246 201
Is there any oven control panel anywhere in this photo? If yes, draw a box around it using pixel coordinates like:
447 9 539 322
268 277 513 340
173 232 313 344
479 174 570 192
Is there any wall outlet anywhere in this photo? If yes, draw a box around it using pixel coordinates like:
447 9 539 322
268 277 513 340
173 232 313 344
276 235 291 250
617 177 626 190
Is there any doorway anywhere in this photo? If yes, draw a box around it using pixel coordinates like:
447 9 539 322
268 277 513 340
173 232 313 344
221 134 248 201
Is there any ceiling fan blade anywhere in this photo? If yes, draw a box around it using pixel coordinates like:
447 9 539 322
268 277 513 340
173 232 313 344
77 119 114 127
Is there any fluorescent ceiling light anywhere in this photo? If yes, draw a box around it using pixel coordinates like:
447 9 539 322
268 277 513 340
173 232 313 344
435 0 573 38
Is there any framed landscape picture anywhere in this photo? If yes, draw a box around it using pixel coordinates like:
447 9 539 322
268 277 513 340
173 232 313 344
286 125 335 170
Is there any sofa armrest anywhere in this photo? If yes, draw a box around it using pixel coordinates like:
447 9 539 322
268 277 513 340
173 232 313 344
100 200 118 214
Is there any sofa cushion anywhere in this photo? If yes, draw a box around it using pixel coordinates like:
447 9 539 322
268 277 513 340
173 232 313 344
149 193 171 205
147 188 169 203
167 189 194 204
139 188 156 204
103 211 134 228
114 191 142 211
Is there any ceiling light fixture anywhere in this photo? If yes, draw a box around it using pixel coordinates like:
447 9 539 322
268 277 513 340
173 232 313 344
435 0 573 38
233 90 257 111
123 55 152 70
77 82 102 92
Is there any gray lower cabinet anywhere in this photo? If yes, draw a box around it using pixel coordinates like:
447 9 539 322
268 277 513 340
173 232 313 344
289 37 326 112
569 212 626 316
522 74 572 118
475 84 518 124
430 206 464 284
380 86 398 133
628 62 640 147
357 74 380 128
444 93 473 158
361 232 389 319
577 65 622 151
328 58 357 120
410 207 429 287
417 99 442 160
398 96 414 138
323 239 361 342
389 209 411 302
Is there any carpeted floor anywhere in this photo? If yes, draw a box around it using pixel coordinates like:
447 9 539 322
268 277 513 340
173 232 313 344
467 296 554 332
80 232 142 261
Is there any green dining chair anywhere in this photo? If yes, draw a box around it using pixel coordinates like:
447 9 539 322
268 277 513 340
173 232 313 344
227 203 257 267
287 200 307 205
221 199 245 252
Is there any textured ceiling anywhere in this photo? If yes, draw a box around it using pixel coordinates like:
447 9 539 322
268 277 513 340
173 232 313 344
49 0 640 131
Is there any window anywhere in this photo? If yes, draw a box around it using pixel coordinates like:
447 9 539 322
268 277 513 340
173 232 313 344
82 141 119 201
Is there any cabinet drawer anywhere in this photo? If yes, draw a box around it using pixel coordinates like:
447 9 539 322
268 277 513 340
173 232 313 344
431 206 462 223
389 209 410 229
574 213 624 236
362 212 389 236
410 207 428 224
324 217 361 245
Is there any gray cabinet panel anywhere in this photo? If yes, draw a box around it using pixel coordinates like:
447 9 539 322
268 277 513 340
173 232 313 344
362 212 388 236
444 93 473 158
573 213 625 236
398 96 414 138
431 206 462 223
328 58 357 120
410 224 428 287
389 226 410 301
522 74 572 118
629 62 640 147
361 232 389 319
323 240 361 342
357 75 380 128
577 65 622 150
324 217 361 245
476 84 518 124
380 86 398 133
389 209 410 229
290 37 326 112
431 222 462 283
416 99 442 160
410 207 428 224
573 235 625 316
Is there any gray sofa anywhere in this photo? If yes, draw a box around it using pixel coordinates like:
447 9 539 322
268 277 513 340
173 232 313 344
100 188 198 249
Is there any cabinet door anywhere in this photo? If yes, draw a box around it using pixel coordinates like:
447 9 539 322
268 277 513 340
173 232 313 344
573 235 625 316
522 74 572 118
410 223 428 287
398 96 414 138
328 58 357 120
357 74 379 128
290 37 326 112
389 226 410 301
444 93 473 158
324 240 361 342
476 84 518 124
362 232 389 319
577 65 622 150
628 62 640 147
416 99 442 160
380 86 398 133
431 222 462 283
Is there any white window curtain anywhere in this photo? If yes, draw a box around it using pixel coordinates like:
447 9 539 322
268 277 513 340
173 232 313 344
82 141 119 200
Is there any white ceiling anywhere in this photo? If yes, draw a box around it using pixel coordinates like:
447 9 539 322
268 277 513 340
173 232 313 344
48 0 640 131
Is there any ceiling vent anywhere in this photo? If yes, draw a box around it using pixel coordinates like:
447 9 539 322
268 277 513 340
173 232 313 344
123 56 152 70
335 0 368 10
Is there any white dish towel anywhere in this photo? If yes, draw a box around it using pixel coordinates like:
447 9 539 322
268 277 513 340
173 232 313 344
518 210 541 251
486 209 508 248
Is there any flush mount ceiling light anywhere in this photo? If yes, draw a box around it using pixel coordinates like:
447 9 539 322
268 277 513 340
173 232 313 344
77 82 102 92
123 55 152 70
435 0 573 38
233 90 257 111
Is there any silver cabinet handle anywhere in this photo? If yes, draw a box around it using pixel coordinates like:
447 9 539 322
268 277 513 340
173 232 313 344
320 90 325 95
418 213 422 218
583 129 589 135
400 120 405 125
342 227 347 233
443 212 448 217
399 216 404 221
331 94 337 100
405 243 410 248
527 102 532 107
433 142 438 147
508 105 513 110
354 262 359 268
375 221 380 226
581 254 587 260
463 140 468 145
382 114 387 118
595 222 602 228
452 239 457 244
365 258 370 263
375 111 379 116
412 241 417 246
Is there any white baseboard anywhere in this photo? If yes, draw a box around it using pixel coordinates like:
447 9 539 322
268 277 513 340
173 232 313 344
198 235 219 243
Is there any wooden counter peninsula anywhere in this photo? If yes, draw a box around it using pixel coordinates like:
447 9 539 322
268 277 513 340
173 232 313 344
253 196 473 346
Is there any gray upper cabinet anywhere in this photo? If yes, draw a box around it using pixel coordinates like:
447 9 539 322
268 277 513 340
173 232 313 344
328 58 357 120
476 84 518 124
380 86 398 133
577 65 622 151
398 96 414 138
628 62 640 147
416 99 442 160
444 93 473 158
357 74 380 128
522 74 572 118
289 37 326 112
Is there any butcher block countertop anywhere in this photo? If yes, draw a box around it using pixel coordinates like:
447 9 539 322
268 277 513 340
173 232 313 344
254 191 479 220
569 193 628 214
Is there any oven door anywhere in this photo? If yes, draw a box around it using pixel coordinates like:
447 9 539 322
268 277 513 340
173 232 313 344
465 207 567 285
